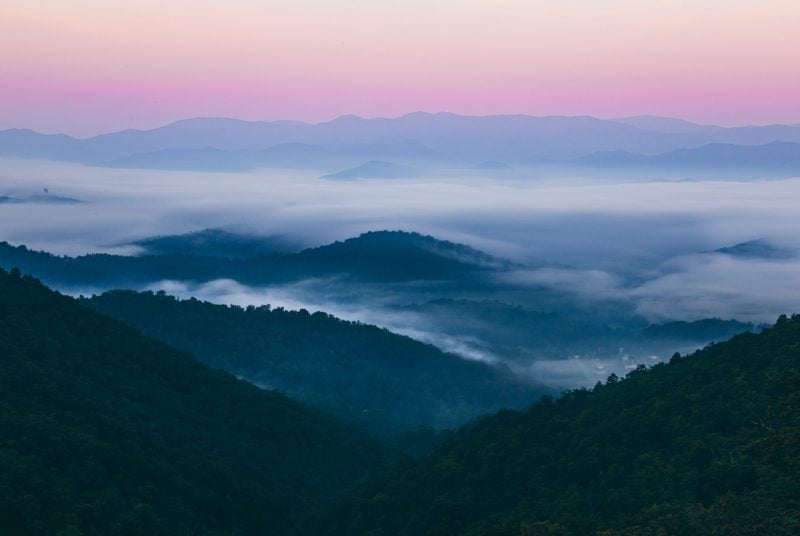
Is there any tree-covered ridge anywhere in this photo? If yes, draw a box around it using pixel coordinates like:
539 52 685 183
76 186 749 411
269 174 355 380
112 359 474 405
294 230 511 278
317 315 800 535
83 290 543 433
0 268 387 535
0 230 502 287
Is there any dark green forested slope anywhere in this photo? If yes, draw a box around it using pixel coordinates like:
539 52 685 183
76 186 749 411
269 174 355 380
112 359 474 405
317 316 800 535
83 290 542 433
0 268 387 535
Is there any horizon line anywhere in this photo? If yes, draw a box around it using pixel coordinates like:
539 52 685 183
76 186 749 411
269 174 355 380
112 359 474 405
4 111 800 139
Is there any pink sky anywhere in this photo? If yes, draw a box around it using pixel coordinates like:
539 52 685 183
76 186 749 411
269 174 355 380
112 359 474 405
2 0 800 136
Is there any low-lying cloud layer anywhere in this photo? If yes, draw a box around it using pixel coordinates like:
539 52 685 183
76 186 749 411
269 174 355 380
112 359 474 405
3 156 800 348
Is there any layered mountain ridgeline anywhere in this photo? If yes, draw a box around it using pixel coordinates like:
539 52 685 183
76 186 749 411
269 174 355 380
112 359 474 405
321 160 422 180
4 113 800 171
82 290 544 433
0 230 506 287
0 268 387 535
97 141 440 172
572 141 800 178
315 315 800 535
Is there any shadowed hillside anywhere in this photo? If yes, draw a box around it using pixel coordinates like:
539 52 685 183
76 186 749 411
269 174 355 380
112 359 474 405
0 268 387 535
83 289 544 433
315 315 800 534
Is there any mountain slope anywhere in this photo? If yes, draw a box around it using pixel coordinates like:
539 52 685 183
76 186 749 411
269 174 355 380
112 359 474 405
317 315 800 534
0 268 386 535
82 289 544 432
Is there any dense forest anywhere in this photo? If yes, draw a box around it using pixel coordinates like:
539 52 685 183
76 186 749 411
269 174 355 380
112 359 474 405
0 268 388 535
1 264 799 534
1 238 795 535
315 315 800 535
83 290 542 433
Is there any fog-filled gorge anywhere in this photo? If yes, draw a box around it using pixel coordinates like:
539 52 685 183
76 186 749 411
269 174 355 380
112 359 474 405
3 156 798 389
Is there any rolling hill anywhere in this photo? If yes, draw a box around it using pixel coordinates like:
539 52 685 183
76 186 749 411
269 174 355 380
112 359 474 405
82 289 545 433
0 230 508 286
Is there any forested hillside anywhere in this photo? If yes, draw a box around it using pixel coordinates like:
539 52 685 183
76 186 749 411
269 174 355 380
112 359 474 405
316 315 800 535
83 290 542 432
0 268 387 535
0 230 499 288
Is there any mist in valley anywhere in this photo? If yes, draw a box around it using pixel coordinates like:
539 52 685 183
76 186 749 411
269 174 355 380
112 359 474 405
2 156 797 388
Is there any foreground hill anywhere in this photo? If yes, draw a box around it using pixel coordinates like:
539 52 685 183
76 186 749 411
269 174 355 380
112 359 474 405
0 268 386 535
318 315 800 534
83 290 542 432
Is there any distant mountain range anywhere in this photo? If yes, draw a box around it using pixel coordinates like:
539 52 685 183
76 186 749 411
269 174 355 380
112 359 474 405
3 113 800 173
321 160 421 180
98 140 439 172
574 141 800 177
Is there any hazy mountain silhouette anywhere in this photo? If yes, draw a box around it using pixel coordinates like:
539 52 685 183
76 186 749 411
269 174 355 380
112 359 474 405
610 115 726 135
0 193 82 204
6 113 800 169
575 141 800 176
713 239 797 260
97 140 440 171
322 160 421 180
131 228 301 257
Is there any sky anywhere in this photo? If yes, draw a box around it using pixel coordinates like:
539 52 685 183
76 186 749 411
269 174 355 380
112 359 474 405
2 0 800 136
